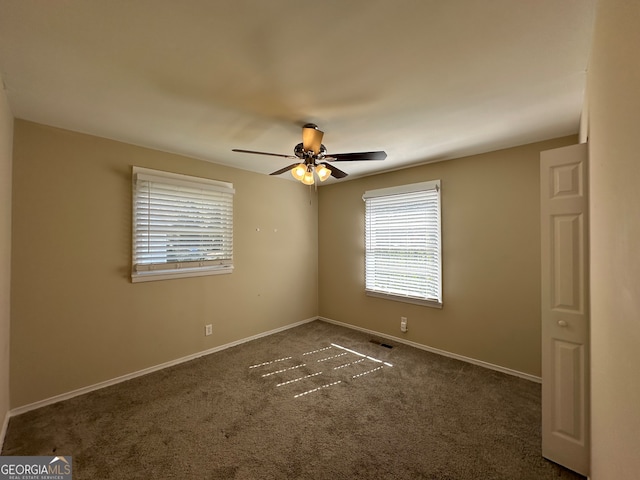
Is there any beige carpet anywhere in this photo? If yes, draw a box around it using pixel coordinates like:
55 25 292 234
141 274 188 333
2 320 585 479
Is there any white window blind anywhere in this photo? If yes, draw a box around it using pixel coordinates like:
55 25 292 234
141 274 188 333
363 180 442 307
132 167 234 282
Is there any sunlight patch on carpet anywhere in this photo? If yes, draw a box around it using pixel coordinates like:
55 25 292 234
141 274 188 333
352 366 384 378
261 363 306 377
331 343 393 367
249 342 392 398
276 371 323 387
316 352 349 362
249 356 293 369
333 358 367 370
302 346 333 356
294 381 342 398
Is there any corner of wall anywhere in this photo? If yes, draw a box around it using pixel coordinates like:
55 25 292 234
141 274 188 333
579 83 589 144
0 75 14 449
588 0 640 476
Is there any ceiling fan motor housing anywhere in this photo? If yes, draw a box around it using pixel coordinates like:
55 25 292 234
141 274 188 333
294 142 327 164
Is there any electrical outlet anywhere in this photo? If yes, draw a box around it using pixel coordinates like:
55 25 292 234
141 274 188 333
205 324 213 336
400 317 408 333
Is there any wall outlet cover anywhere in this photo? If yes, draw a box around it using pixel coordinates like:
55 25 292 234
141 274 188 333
400 317 408 332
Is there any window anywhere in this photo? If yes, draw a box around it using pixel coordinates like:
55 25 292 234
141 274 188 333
363 180 442 307
132 167 234 282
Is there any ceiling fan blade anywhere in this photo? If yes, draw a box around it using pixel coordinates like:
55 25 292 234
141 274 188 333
325 151 387 162
269 163 299 176
320 162 348 179
302 124 324 154
232 149 296 159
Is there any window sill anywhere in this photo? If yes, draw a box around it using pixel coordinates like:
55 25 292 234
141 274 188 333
365 290 442 309
131 265 233 283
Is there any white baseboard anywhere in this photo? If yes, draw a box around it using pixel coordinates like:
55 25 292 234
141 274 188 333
319 316 542 383
0 409 9 450
9 315 539 419
10 317 317 417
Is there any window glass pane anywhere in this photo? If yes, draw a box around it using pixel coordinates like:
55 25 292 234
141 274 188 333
132 167 234 282
364 181 441 306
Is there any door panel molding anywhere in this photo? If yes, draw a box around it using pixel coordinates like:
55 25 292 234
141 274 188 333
541 143 590 476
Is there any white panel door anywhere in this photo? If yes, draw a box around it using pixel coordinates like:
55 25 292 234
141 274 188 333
540 143 589 476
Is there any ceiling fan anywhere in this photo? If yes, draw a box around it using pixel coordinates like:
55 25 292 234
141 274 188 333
232 123 387 185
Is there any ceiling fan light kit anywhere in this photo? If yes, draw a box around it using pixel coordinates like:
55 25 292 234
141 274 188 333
291 163 307 181
315 164 331 182
302 169 315 186
232 123 387 186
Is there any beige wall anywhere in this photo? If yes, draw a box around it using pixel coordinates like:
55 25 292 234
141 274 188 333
10 120 318 408
588 0 640 477
0 80 13 432
319 136 577 377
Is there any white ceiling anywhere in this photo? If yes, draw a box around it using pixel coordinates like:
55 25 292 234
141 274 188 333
0 0 595 183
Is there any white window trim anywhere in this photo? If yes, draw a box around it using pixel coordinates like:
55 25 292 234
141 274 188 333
364 289 442 308
131 166 234 283
363 180 442 308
